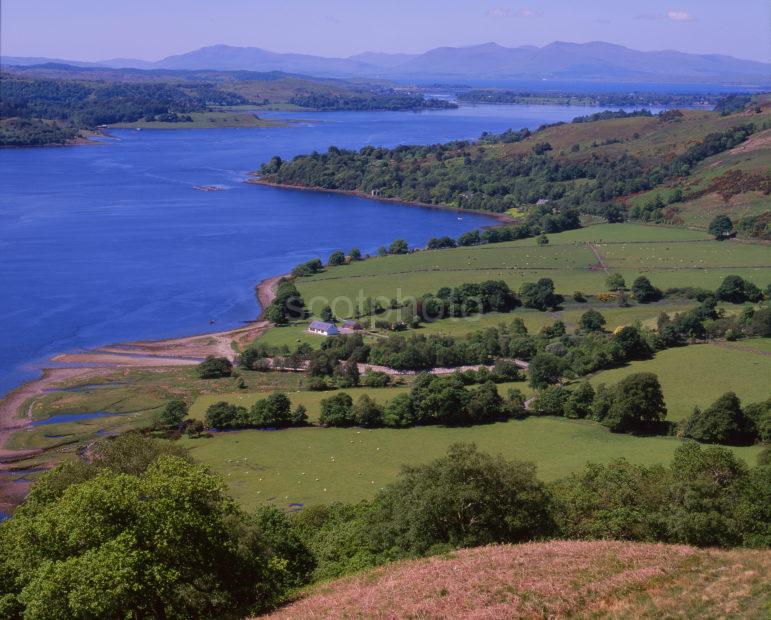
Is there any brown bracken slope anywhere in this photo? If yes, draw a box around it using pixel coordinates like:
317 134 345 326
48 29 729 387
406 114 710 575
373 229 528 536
262 540 770 619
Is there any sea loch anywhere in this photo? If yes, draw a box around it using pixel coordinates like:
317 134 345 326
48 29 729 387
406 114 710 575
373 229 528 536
0 103 642 396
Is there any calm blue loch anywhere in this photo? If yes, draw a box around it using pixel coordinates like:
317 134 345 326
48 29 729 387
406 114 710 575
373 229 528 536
0 103 638 396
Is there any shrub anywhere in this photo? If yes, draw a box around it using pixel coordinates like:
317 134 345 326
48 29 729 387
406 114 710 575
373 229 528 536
328 250 346 266
307 377 330 391
606 273 626 291
360 371 391 387
352 395 384 428
154 399 187 429
205 401 247 429
319 393 355 427
601 372 667 433
366 444 554 556
528 352 563 388
197 356 233 379
551 459 669 541
291 404 309 426
631 276 662 303
579 309 606 332
683 392 753 445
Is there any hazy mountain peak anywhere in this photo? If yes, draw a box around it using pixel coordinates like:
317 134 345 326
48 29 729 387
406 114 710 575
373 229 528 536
4 41 769 85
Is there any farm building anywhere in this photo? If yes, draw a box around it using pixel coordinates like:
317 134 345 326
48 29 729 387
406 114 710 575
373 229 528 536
341 320 363 331
308 321 339 336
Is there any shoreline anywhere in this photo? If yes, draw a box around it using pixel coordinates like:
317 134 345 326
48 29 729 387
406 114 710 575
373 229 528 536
247 178 517 226
0 273 286 467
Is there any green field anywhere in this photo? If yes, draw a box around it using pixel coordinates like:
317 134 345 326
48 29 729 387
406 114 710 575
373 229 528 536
183 417 762 512
292 224 771 318
589 341 771 420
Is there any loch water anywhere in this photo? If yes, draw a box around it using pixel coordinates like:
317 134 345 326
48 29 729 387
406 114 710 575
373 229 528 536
0 103 644 396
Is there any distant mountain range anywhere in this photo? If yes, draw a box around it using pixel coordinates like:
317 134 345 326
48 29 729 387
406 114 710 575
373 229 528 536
4 42 769 85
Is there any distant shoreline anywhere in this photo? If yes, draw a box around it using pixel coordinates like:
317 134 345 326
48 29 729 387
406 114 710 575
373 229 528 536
247 177 517 226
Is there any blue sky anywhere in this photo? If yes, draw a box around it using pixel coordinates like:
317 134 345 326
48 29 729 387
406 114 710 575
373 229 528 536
2 0 769 62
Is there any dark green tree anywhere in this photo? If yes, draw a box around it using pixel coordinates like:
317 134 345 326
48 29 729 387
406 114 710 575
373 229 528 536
602 372 667 433
319 392 355 427
528 352 563 388
0 457 290 618
708 214 734 239
683 392 752 445
352 395 384 428
579 309 606 332
388 239 409 254
665 442 748 547
551 459 669 541
154 399 188 429
328 250 346 266
631 276 662 303
366 444 553 555
605 273 626 291
197 356 233 379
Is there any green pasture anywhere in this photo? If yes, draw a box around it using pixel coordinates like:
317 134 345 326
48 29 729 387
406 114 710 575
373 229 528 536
183 416 762 512
293 224 770 317
589 341 771 421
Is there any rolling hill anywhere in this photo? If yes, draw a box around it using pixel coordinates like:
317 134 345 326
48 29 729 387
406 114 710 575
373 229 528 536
262 541 771 618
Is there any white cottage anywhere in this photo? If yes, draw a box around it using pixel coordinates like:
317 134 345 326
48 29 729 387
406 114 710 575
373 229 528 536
308 321 339 337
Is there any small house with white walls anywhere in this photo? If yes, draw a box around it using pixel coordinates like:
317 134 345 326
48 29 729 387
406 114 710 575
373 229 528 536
308 321 339 337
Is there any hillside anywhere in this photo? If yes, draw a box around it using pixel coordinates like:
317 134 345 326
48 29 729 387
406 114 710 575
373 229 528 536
0 67 450 145
256 104 771 237
263 541 771 619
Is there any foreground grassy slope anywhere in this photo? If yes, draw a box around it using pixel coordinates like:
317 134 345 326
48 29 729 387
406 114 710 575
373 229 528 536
263 541 771 619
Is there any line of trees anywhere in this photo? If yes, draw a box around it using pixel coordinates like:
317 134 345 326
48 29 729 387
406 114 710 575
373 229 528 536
288 92 456 111
456 90 728 108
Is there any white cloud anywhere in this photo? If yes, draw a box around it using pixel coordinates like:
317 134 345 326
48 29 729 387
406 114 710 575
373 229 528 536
636 10 695 22
486 7 541 19
666 10 695 21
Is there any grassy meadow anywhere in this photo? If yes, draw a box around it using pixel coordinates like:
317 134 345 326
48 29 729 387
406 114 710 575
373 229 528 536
183 416 762 512
291 224 771 318
589 341 771 421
